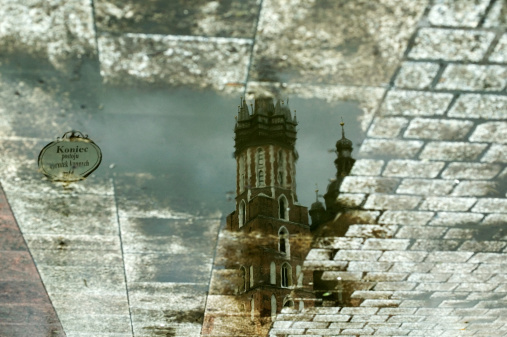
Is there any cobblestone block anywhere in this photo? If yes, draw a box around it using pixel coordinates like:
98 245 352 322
469 253 506 264
362 238 410 251
368 117 409 138
328 322 366 329
291 321 328 329
470 122 507 144
360 299 401 307
336 193 366 208
419 196 476 211
419 141 488 161
437 64 507 91
449 94 507 120
482 213 507 225
351 290 393 299
379 90 453 116
340 307 379 315
489 33 507 63
394 61 440 89
351 314 388 323
376 308 416 316
415 308 453 316
416 282 459 291
391 291 429 300
409 239 460 251
408 273 451 282
442 162 502 180
395 226 447 239
359 139 424 158
347 261 392 272
379 211 434 226
425 251 474 262
473 198 507 213
341 176 399 194
374 282 418 291
313 237 364 250
444 228 478 239
448 273 493 283
380 251 427 262
364 272 408 282
456 283 498 292
432 263 478 273
383 160 445 178
321 271 362 281
408 28 495 62
363 194 421 210
404 118 474 140
389 263 434 273
345 210 382 224
350 159 385 176
451 180 500 197
313 314 351 322
481 144 507 163
334 249 382 262
306 249 333 260
396 178 455 195
429 212 484 226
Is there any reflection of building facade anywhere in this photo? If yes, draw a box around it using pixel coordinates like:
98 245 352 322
202 98 314 336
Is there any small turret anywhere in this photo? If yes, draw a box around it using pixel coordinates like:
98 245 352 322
309 188 326 226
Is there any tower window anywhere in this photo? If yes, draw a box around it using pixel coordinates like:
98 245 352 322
278 226 290 257
278 195 288 220
271 295 276 320
239 200 246 228
257 170 265 187
240 266 247 292
278 171 283 186
281 263 292 288
270 262 276 285
283 297 294 308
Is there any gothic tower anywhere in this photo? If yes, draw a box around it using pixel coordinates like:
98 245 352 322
226 97 313 327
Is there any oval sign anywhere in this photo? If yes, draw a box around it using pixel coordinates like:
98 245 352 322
38 131 102 182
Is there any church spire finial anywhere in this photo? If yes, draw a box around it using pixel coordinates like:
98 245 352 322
340 117 345 139
315 184 319 202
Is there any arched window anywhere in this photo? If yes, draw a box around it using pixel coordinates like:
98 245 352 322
270 262 276 285
249 266 254 288
250 298 255 321
240 266 247 292
271 295 277 320
296 265 303 287
299 301 304 311
281 263 292 288
240 173 245 193
278 195 288 220
283 297 294 308
239 200 246 228
278 171 284 186
278 150 284 186
257 170 265 187
278 227 290 257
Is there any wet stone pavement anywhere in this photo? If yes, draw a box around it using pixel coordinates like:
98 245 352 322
0 0 506 337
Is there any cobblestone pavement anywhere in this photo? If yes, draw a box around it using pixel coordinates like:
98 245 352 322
0 0 506 336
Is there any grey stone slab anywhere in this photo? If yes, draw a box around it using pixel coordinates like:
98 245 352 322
429 212 484 226
408 28 495 62
30 249 123 267
58 314 131 334
451 180 500 197
383 160 445 178
482 213 507 225
481 144 507 163
336 193 365 208
459 240 506 252
249 0 426 86
470 122 507 144
362 238 411 251
367 117 409 138
473 198 507 213
321 271 363 281
364 194 421 210
484 1 507 28
404 118 474 140
395 226 447 239
396 178 455 195
364 272 408 282
333 249 382 262
350 159 385 176
37 265 127 294
379 90 453 117
374 282 417 292
489 33 507 63
97 33 252 90
7 193 118 236
425 251 473 263
394 61 440 90
340 176 399 194
449 94 507 120
0 0 96 69
419 141 488 161
24 234 121 251
390 262 435 273
441 162 502 180
444 228 478 239
124 253 212 283
409 239 460 251
427 0 490 27
379 211 435 226
312 237 364 250
94 0 260 38
345 224 398 239
437 64 507 91
380 251 428 262
359 139 424 159
347 261 393 272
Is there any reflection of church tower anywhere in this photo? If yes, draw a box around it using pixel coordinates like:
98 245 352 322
227 97 313 328
323 120 356 218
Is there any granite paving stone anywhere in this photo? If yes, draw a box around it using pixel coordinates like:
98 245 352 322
358 139 424 158
443 228 478 240
489 33 507 63
451 180 500 196
383 160 445 178
403 118 474 140
469 121 507 144
441 162 502 180
378 211 434 226
429 212 484 226
409 239 461 251
345 224 398 238
396 178 455 195
459 240 507 252
408 28 495 62
367 117 409 138
379 90 453 117
448 94 507 120
436 64 507 91
395 226 447 239
482 213 507 225
394 61 440 90
481 144 507 163
472 198 507 213
340 176 400 194
349 159 385 176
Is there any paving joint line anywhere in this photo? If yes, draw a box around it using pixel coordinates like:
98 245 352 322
111 176 135 337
